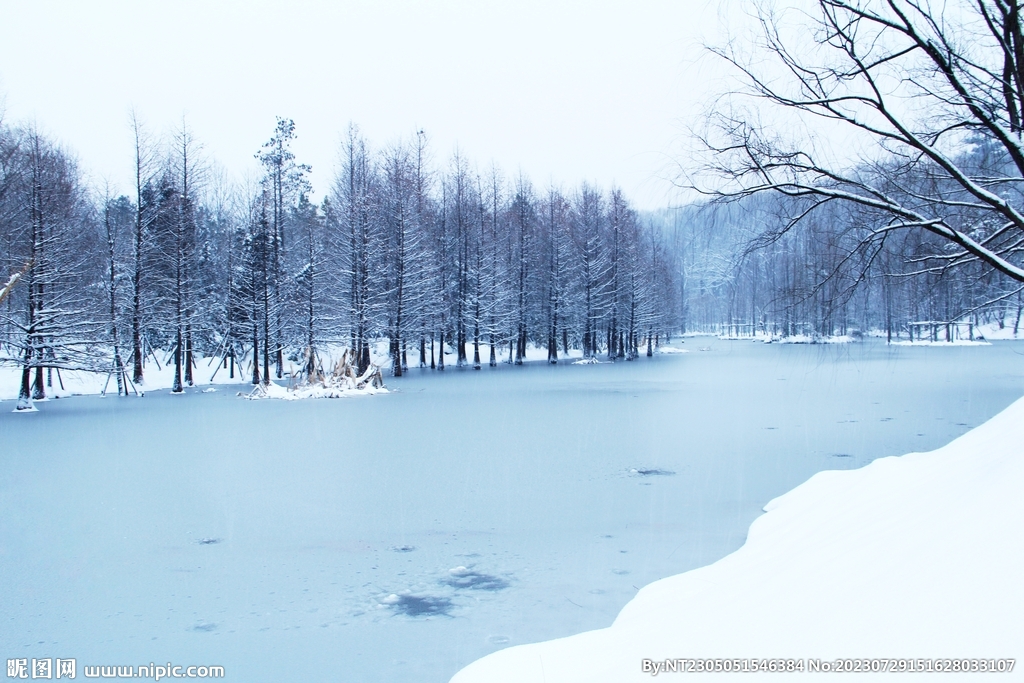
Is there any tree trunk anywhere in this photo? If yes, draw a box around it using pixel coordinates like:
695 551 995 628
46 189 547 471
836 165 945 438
184 324 194 386
16 345 33 411
172 328 183 393
473 318 481 370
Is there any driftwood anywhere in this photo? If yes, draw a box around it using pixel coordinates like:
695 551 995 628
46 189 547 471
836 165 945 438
245 347 384 399
318 348 385 391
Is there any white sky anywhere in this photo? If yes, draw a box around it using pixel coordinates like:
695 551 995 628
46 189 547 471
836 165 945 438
0 1 745 210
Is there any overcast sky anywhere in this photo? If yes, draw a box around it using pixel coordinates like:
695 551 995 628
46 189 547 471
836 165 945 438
0 1 743 210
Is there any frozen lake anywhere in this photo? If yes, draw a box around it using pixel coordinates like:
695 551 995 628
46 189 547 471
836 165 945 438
3 339 1024 682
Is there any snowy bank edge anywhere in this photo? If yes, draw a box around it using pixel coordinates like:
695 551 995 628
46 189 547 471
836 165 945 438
451 397 1024 682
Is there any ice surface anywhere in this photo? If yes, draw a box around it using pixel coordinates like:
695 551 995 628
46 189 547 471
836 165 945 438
2 339 1023 683
453 386 1024 683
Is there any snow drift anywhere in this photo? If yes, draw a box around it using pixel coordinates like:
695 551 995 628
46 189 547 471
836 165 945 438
452 395 1024 682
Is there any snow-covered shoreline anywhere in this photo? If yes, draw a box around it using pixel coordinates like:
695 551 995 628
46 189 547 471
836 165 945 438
0 342 683 405
451 395 1024 682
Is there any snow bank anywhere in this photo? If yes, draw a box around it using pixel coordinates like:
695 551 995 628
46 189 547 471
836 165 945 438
0 342 593 403
770 334 857 344
242 380 387 400
452 396 1024 682
0 357 261 401
977 322 1021 341
0 344 394 403
891 340 991 347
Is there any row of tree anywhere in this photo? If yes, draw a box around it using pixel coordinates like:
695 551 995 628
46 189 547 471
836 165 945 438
0 116 681 409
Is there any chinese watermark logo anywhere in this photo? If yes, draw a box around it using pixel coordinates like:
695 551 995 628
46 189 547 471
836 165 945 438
6 659 74 680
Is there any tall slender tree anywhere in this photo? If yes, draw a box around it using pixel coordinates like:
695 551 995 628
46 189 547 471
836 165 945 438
128 109 153 385
256 117 310 378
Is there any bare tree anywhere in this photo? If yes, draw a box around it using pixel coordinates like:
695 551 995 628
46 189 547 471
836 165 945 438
257 117 310 378
333 125 382 375
570 184 609 358
101 190 133 395
128 109 153 384
4 129 100 410
510 176 535 365
152 118 204 394
697 0 1024 301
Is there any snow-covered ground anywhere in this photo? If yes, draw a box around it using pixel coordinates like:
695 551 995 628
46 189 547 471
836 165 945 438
0 353 291 402
452 393 1024 681
3 340 1023 682
0 342 586 403
977 320 1023 341
891 339 992 347
686 331 857 343
770 333 857 344
688 320 1024 344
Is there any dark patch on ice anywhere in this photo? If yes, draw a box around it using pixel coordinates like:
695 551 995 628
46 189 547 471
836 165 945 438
880 417 894 422
390 545 416 553
444 566 509 591
631 468 675 476
197 538 221 545
831 453 854 458
763 426 778 430
382 594 453 617
192 622 217 632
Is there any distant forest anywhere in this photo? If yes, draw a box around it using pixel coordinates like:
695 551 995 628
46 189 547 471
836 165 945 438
666 140 1024 342
1 113 1018 402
